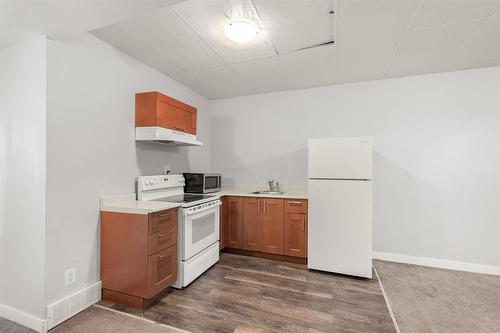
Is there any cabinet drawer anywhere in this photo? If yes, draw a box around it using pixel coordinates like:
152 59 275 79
148 245 177 298
148 227 177 255
284 200 307 214
149 209 177 234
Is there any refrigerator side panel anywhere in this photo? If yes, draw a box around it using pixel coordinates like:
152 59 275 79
308 137 372 180
307 179 372 278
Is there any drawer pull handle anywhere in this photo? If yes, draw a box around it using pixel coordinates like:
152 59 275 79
288 201 302 205
159 213 171 217
174 126 186 132
157 234 166 238
158 254 167 260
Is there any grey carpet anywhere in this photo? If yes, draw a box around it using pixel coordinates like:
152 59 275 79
0 306 185 333
50 306 184 332
374 260 500 333
0 317 35 333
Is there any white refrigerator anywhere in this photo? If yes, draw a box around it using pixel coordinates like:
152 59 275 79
307 137 373 278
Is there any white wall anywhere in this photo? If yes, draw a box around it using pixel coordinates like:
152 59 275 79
0 37 47 320
45 33 211 305
210 67 500 268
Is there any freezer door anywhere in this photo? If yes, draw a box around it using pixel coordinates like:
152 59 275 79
308 179 372 278
308 137 372 180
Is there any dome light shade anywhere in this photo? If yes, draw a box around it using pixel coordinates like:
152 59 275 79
224 19 258 43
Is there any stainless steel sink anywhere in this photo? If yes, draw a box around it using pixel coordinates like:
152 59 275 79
251 190 284 195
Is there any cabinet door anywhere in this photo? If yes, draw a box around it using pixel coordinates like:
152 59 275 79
243 197 262 251
227 197 243 249
284 213 307 258
157 101 187 133
147 245 177 298
261 199 284 255
136 92 197 135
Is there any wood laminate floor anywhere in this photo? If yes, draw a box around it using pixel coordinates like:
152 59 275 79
100 253 396 333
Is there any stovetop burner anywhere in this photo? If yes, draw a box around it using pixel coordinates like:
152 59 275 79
153 193 216 204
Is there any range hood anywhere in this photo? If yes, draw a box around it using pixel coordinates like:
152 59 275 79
136 126 203 146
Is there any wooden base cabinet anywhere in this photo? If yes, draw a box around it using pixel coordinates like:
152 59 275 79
221 196 307 261
261 199 284 255
243 197 262 251
227 196 243 249
284 200 308 258
100 208 178 308
284 213 307 258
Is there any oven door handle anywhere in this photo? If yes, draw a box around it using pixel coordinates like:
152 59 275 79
182 201 222 216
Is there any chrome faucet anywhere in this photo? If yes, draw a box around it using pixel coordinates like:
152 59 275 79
268 180 280 192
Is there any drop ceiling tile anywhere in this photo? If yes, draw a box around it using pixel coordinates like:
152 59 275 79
337 0 420 45
279 44 336 89
411 0 500 29
228 56 291 95
171 0 276 63
388 18 485 76
442 15 500 71
113 7 223 70
182 65 250 99
252 0 333 53
336 38 398 83
91 25 160 66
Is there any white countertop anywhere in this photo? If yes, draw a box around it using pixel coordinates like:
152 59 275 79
101 187 307 215
219 187 308 199
100 194 181 215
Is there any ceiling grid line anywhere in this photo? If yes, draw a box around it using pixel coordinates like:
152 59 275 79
333 0 339 80
436 11 499 71
382 0 425 76
170 5 228 65
248 0 279 56
91 0 500 99
438 6 500 68
409 15 494 32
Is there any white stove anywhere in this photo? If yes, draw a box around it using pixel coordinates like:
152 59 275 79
138 174 221 288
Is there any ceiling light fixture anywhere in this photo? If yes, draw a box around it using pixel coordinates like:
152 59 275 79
224 19 258 43
224 0 259 43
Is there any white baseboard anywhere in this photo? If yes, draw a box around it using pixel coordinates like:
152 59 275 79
46 280 101 330
0 304 47 333
373 251 500 276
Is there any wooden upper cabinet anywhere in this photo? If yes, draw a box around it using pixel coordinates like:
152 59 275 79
261 199 284 255
136 91 197 135
284 213 307 258
227 197 243 249
243 197 262 252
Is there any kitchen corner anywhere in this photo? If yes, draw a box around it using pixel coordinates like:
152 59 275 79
100 194 181 215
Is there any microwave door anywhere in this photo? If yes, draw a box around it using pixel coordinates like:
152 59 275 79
204 176 217 191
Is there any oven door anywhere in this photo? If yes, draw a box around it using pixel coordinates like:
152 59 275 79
181 202 221 260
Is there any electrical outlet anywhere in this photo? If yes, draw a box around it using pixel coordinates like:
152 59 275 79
65 268 76 286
